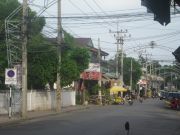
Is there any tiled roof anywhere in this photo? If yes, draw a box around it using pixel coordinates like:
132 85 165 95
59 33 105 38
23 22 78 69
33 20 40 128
45 37 109 56
74 38 108 56
74 38 93 48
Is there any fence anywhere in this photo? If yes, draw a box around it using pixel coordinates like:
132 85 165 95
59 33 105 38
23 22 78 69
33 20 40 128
0 90 76 115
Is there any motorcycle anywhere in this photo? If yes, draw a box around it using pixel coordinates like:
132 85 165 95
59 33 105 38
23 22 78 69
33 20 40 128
139 97 143 103
128 99 133 105
126 96 133 105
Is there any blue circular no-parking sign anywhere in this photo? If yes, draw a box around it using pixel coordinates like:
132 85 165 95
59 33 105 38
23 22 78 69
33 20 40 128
5 68 17 85
7 70 15 78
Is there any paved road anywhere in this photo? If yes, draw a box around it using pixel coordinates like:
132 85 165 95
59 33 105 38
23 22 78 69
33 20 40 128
0 99 180 135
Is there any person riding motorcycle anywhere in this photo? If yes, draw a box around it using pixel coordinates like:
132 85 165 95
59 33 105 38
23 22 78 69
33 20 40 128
126 92 133 105
139 89 144 103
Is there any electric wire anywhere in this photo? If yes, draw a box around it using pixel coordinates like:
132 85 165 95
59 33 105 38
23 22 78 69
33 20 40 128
44 24 180 52
83 0 114 29
31 0 180 61
68 0 88 15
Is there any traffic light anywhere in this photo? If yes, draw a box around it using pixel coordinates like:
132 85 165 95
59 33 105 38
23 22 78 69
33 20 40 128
173 46 180 63
141 0 171 25
175 0 180 6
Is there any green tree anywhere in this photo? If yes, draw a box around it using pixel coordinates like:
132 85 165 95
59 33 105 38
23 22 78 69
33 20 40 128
123 57 142 89
0 42 7 89
71 47 90 73
161 65 180 90
28 32 90 89
28 34 57 89
0 0 20 89
104 56 142 89
60 32 90 87
0 0 90 90
27 10 45 36
0 0 20 29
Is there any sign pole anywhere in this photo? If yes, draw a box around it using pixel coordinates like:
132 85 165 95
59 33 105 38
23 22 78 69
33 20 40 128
9 86 12 119
5 68 17 119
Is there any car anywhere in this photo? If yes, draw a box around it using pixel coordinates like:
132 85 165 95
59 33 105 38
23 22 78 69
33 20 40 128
164 91 180 110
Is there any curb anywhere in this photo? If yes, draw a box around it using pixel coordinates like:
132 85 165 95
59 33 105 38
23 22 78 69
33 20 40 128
0 105 90 128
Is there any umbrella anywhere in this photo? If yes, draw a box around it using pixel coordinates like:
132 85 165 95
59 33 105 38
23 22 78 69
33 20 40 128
110 86 127 94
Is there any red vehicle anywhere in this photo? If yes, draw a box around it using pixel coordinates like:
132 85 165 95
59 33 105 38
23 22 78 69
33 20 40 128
165 92 180 110
170 98 180 110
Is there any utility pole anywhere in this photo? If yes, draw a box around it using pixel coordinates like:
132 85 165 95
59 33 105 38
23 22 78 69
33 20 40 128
21 0 28 119
150 63 152 75
120 36 124 86
151 62 153 89
116 40 119 79
152 63 154 76
164 68 165 89
109 29 119 78
110 26 130 86
144 54 148 97
130 58 133 92
170 72 172 91
98 38 102 105
56 0 62 112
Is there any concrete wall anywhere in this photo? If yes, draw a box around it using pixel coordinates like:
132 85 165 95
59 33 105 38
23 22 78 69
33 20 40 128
0 93 8 114
0 90 76 114
61 90 76 107
27 91 54 111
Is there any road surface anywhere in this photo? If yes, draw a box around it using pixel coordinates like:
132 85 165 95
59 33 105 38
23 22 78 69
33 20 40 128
0 99 180 135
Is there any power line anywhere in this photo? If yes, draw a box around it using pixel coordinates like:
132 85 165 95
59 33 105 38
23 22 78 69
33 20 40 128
44 22 180 52
41 12 152 19
92 0 108 15
44 24 180 50
68 0 88 15
83 0 114 29
83 0 99 14
43 25 117 55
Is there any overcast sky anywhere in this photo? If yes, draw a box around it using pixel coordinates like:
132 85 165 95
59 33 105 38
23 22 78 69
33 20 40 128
27 0 180 65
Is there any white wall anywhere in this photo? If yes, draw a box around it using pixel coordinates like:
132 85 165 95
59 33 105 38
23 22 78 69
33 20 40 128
0 93 8 114
27 91 52 111
0 90 76 114
61 90 76 107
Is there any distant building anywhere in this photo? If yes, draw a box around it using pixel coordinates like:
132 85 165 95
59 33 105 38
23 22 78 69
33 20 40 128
46 37 109 63
74 38 110 94
74 38 109 63
47 37 110 94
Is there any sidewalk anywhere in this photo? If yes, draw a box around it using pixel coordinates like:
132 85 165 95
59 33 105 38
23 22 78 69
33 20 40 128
0 105 91 127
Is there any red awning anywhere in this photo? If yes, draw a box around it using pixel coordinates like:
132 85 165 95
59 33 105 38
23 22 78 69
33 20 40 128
81 72 101 80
